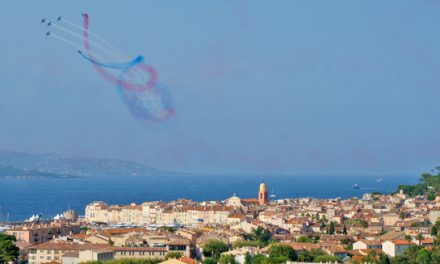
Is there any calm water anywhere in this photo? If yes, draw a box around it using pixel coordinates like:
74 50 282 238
0 174 417 221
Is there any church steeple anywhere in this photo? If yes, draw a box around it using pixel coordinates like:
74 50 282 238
258 182 269 205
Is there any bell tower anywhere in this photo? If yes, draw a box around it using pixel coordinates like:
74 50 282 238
258 182 269 205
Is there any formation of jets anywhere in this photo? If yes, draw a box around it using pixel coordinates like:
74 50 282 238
41 16 61 38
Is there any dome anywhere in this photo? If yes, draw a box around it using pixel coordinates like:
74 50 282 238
259 182 266 192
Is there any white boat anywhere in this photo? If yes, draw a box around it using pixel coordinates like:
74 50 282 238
269 188 277 198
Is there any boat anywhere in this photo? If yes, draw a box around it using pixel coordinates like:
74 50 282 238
376 178 383 182
352 184 360 189
269 188 277 198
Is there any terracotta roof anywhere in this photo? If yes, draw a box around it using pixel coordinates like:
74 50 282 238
103 228 146 235
179 257 198 264
113 247 167 252
29 242 109 251
390 239 413 245
61 252 79 258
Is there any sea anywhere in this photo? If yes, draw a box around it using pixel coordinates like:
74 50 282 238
0 174 418 221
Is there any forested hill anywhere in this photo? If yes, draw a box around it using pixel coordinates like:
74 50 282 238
0 165 78 179
397 167 440 200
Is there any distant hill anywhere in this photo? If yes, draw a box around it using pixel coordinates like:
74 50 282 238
397 166 440 200
0 165 78 179
0 149 180 178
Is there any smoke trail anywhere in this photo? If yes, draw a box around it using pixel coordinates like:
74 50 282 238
81 13 174 122
62 18 128 60
52 23 123 62
81 13 157 92
52 34 83 51
47 13 174 123
78 51 144 70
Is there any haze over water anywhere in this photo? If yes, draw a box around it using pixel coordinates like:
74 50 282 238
0 174 417 221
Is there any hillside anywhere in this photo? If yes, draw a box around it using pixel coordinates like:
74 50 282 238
397 166 440 200
0 149 180 178
0 165 78 179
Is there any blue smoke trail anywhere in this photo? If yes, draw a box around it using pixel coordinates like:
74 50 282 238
78 51 144 70
79 50 174 123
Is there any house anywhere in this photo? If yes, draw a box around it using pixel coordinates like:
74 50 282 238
352 240 382 250
382 240 414 257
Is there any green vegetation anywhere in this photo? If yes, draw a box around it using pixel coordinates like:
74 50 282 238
397 169 440 197
82 259 162 264
157 226 176 233
164 252 182 260
0 233 19 264
203 240 229 259
219 254 236 264
203 257 218 264
234 227 274 249
391 246 440 264
297 249 340 263
346 218 368 228
353 251 390 264
246 244 297 264
233 240 264 248
329 222 335 234
296 235 319 243
245 227 272 246
268 244 297 262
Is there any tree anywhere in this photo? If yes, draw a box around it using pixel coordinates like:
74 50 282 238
343 224 347 235
250 254 269 264
268 244 297 261
157 226 175 233
377 253 391 264
165 252 182 260
296 236 312 243
329 222 335 235
405 235 412 244
432 226 438 236
416 234 424 246
250 227 271 245
203 240 229 259
203 257 218 264
219 254 236 264
0 233 19 264
399 212 406 221
314 255 340 263
244 252 252 264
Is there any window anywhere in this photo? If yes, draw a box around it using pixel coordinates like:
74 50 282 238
54 250 59 254
55 257 59 260
47 256 51 260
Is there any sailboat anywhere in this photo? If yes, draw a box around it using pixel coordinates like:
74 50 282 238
269 188 277 198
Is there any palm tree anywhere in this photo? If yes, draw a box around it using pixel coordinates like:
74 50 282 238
399 212 405 221
416 234 424 246
405 235 412 245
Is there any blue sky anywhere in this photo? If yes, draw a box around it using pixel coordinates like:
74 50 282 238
0 0 439 176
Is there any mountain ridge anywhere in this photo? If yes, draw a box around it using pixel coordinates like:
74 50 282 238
0 149 183 178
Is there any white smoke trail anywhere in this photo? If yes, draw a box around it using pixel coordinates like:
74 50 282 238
52 34 108 63
62 19 129 60
52 23 122 62
51 34 83 51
